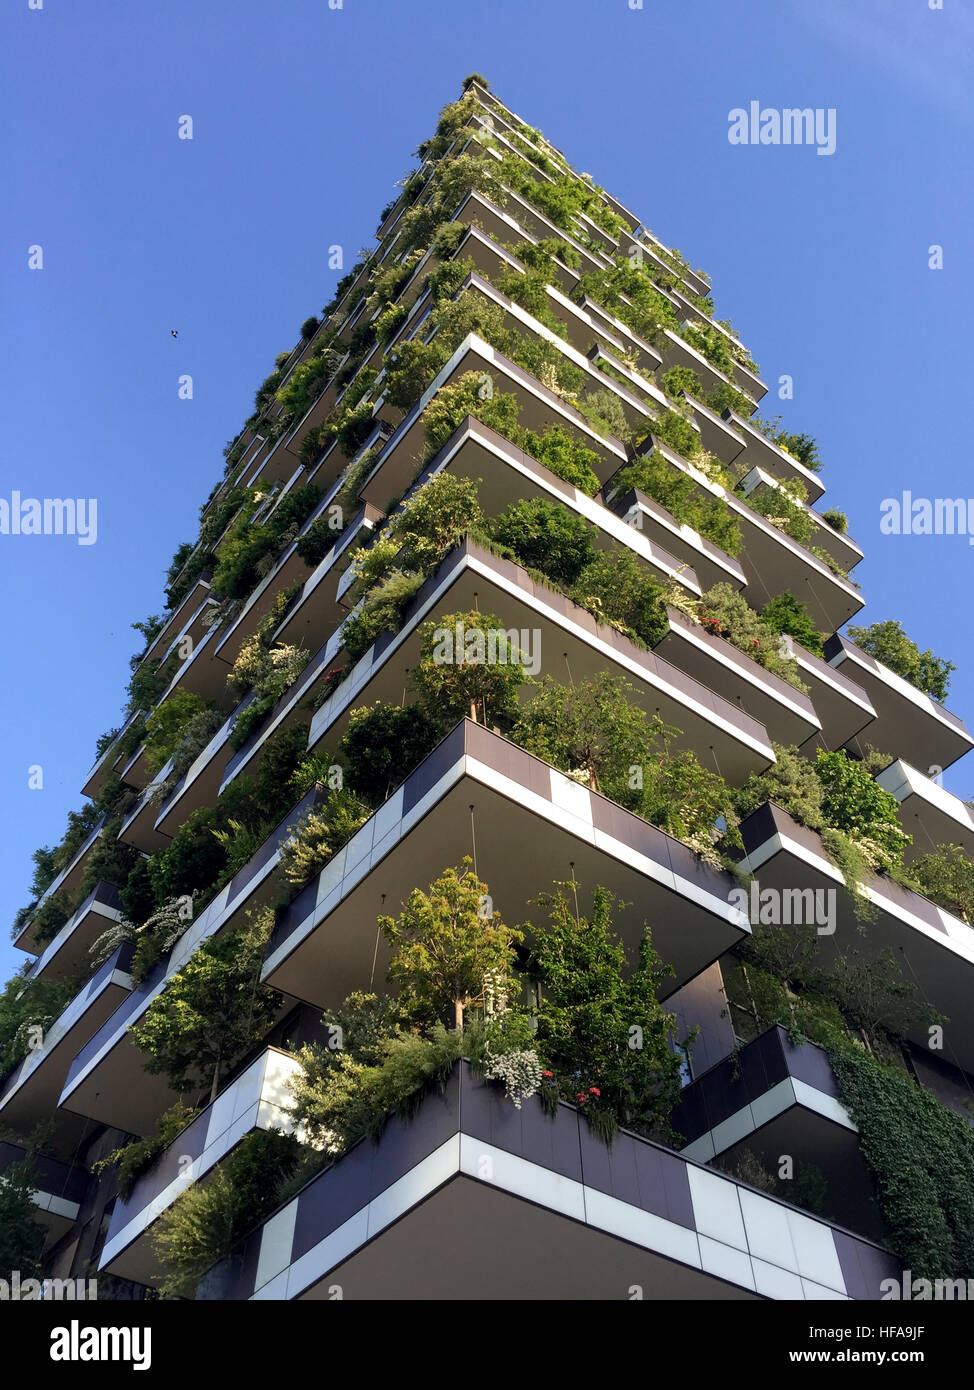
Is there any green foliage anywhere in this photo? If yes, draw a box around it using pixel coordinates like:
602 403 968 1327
0 1155 46 1280
512 674 668 806
143 691 210 777
577 387 631 444
612 450 742 556
520 424 601 494
278 792 370 890
661 366 702 401
822 508 848 533
490 497 595 586
421 372 521 455
153 1129 301 1298
412 609 525 729
744 480 814 545
527 884 685 1143
0 971 75 1073
846 619 955 701
340 703 440 805
760 591 823 656
569 547 668 647
814 749 909 875
757 418 821 472
132 911 283 1104
380 860 522 1031
640 751 742 862
830 1043 974 1280
94 1102 200 1200
732 742 824 828
910 844 974 922
695 583 808 690
341 570 424 665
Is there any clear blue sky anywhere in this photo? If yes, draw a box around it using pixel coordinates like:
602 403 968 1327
2 0 972 980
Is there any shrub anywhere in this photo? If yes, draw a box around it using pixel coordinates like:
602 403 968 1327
846 619 955 701
814 749 910 876
94 1102 200 1200
340 703 440 804
612 450 741 556
143 691 211 777
421 373 521 456
490 498 595 586
154 1129 301 1298
760 591 823 656
341 571 424 665
570 548 669 647
695 583 807 690
521 424 601 495
132 911 283 1104
822 508 848 533
512 675 669 805
278 792 370 889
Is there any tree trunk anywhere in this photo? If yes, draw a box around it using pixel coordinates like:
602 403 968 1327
454 999 464 1032
469 700 478 723
209 1058 221 1104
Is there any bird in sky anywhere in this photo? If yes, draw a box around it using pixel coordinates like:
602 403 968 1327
171 330 179 338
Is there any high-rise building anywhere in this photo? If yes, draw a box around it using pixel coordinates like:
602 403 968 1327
4 76 973 1303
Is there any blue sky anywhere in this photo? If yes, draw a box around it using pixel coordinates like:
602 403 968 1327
2 0 972 980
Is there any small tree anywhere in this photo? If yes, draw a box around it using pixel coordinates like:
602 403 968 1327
512 674 669 802
380 860 522 1031
814 749 910 874
527 883 686 1141
132 911 282 1103
413 609 525 728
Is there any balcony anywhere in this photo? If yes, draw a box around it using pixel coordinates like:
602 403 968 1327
0 944 134 1142
0 1142 91 1245
739 801 974 1071
197 1062 899 1301
609 442 864 631
653 606 820 749
24 882 122 984
100 1047 303 1287
306 538 775 785
737 467 863 576
825 634 974 772
418 415 704 596
59 787 324 1136
875 759 974 865
363 334 628 513
672 1025 879 1241
723 411 825 504
610 487 747 593
265 717 750 1012
13 817 107 955
786 639 875 755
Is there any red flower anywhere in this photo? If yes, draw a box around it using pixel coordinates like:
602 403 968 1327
589 1087 601 1097
576 1092 588 1103
542 1070 553 1079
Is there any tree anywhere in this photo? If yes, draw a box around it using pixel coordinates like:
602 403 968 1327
571 548 668 647
380 860 522 1031
132 912 282 1103
413 609 525 728
527 883 686 1141
0 1157 45 1281
847 619 955 702
911 844 974 923
490 497 595 586
512 674 669 802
